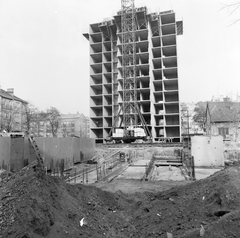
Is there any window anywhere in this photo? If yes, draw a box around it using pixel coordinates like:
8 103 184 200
218 127 229 139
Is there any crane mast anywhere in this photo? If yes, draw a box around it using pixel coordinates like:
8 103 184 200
106 0 152 143
121 0 138 133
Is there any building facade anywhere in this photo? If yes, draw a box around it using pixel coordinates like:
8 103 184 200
84 8 183 143
0 88 28 132
30 113 90 138
60 113 90 138
206 99 240 141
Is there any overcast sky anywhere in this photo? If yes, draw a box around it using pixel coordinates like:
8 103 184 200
0 0 240 116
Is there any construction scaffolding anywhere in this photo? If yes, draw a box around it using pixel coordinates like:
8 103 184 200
84 3 183 143
121 0 138 132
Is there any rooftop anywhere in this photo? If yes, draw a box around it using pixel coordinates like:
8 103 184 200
208 101 240 122
0 89 27 104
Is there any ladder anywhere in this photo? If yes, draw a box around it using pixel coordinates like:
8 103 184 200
28 135 44 173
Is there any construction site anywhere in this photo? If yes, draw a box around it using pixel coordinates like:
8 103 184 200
1 0 240 237
84 2 183 144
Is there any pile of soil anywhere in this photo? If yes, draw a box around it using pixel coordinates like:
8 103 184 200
1 166 240 237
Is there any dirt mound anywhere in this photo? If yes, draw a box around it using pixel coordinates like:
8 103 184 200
130 167 240 237
1 167 240 237
0 168 136 238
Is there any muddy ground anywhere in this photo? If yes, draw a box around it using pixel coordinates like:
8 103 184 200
94 179 191 194
1 165 240 238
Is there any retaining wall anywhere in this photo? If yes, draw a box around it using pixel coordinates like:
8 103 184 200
0 137 95 171
191 136 224 167
0 137 11 169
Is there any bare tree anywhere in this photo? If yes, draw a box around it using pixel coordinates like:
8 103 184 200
180 103 189 134
1 100 23 132
193 101 207 131
220 2 240 26
46 107 61 137
23 103 39 134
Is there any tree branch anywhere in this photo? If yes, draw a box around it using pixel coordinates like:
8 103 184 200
228 18 240 26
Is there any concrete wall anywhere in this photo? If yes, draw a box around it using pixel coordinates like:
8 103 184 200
35 137 95 170
0 137 26 171
131 147 182 159
10 138 25 170
191 136 224 167
0 137 11 169
0 137 95 171
80 138 95 161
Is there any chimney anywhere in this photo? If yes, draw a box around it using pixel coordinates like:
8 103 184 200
7 88 14 96
223 96 230 102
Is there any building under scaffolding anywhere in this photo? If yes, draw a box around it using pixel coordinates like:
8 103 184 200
83 7 183 143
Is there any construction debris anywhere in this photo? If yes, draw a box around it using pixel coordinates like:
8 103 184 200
1 165 240 237
167 232 173 238
200 225 205 237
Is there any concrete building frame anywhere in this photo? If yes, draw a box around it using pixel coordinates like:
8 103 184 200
84 7 183 143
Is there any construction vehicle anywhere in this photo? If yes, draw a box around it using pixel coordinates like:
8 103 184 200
105 102 152 143
105 0 152 144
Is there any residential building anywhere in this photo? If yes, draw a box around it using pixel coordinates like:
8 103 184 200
30 113 90 138
30 115 48 137
60 113 90 138
0 87 28 132
84 7 183 143
206 98 240 141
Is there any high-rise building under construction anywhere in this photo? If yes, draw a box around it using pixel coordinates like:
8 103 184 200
83 7 183 143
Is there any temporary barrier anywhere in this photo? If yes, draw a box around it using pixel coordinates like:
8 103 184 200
0 137 95 172
191 136 224 167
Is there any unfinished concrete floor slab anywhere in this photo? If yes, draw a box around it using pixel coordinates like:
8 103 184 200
117 166 146 180
152 166 185 181
131 159 151 166
117 159 152 179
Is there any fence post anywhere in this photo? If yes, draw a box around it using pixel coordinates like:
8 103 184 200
86 170 88 184
60 159 64 177
74 167 77 184
83 167 85 184
96 164 98 181
191 156 196 180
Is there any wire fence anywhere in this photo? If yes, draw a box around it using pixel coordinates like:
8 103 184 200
44 150 128 184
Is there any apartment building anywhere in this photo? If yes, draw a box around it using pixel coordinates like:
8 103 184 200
84 7 183 143
30 113 90 138
60 113 90 138
0 88 28 132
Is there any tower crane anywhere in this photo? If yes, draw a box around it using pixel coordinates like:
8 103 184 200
106 0 152 143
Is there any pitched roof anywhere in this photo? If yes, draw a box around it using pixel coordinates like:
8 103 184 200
0 89 28 104
208 101 240 122
61 113 85 120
